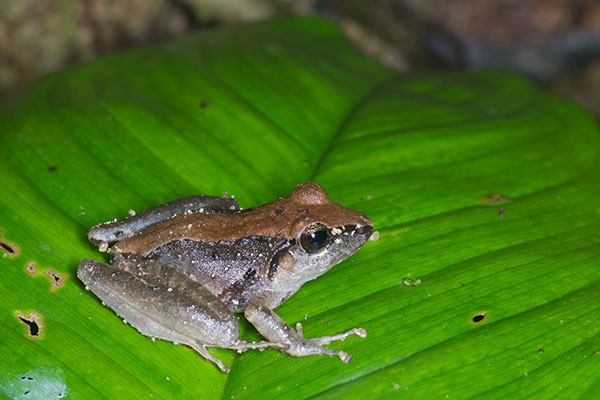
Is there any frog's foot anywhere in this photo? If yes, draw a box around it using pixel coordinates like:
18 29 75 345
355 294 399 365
286 323 368 363
229 340 285 353
245 296 368 364
191 341 286 372
190 343 231 373
191 341 287 372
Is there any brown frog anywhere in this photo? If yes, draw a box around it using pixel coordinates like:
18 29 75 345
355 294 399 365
78 182 373 372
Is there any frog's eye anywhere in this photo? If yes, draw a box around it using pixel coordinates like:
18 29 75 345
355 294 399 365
300 224 330 253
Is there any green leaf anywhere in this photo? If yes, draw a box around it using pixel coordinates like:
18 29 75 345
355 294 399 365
1 17 600 399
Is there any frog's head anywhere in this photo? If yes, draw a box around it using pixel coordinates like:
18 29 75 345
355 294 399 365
269 182 373 291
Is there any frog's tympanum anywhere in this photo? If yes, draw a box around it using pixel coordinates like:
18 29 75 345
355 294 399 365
78 182 373 372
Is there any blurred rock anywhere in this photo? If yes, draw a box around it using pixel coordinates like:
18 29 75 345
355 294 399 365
424 0 600 81
427 28 600 81
427 0 600 44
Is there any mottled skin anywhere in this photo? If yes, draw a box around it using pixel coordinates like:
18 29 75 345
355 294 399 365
78 182 373 372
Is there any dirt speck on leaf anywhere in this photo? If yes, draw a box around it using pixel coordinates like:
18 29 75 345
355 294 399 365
477 193 511 206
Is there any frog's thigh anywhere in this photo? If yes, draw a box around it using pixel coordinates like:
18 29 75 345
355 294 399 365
78 258 238 348
88 195 240 245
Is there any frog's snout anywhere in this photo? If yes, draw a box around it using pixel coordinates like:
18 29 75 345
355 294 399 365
354 224 374 246
341 224 373 248
357 224 373 240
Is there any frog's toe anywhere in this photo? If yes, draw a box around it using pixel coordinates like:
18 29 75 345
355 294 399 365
284 341 354 363
305 327 368 346
337 350 353 364
191 343 230 373
353 328 368 338
318 347 355 364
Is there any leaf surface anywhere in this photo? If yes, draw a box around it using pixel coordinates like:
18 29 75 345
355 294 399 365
1 18 599 400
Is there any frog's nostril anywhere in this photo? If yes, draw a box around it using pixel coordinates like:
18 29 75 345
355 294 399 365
356 225 373 237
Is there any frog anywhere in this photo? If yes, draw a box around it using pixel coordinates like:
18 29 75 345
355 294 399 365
78 182 373 372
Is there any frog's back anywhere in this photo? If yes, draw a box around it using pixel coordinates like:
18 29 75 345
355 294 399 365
111 187 371 257
110 205 291 256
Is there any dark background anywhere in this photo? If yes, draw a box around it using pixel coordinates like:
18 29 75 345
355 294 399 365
2 0 599 117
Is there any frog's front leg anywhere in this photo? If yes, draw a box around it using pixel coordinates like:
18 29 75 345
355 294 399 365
244 292 367 363
89 195 240 251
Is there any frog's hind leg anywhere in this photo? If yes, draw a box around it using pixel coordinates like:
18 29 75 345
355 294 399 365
78 257 240 373
88 195 240 250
